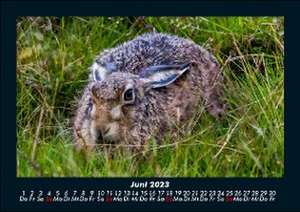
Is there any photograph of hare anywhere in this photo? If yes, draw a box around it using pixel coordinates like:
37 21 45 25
17 17 284 177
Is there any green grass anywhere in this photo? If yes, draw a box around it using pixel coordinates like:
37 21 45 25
16 17 284 177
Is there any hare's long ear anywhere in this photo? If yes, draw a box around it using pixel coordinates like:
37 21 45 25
91 62 117 81
140 63 190 89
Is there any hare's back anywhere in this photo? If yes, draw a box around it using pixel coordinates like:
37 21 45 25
95 33 213 75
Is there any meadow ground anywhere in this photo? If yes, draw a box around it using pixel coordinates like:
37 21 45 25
17 17 284 177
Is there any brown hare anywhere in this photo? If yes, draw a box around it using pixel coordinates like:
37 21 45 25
73 32 225 151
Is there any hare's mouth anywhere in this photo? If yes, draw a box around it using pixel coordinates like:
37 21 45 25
92 122 120 144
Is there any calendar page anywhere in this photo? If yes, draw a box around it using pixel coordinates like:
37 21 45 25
1 0 298 211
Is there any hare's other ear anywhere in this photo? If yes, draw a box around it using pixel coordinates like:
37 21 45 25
91 62 117 81
139 63 190 89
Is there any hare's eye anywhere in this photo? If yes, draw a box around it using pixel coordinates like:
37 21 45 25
123 88 135 104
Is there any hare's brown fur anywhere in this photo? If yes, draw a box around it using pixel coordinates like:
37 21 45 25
73 32 225 151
